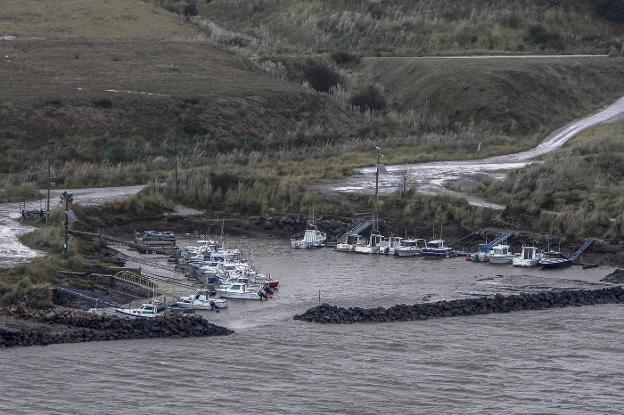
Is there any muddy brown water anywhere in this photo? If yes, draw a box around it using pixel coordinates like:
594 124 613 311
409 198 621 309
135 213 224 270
1 236 623 414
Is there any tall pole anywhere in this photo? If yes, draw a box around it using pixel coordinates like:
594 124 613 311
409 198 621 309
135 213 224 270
63 192 69 258
46 159 51 224
375 147 380 202
174 135 178 194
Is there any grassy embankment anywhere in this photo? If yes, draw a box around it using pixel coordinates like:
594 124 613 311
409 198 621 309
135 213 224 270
479 118 624 241
194 0 624 56
3 0 624 220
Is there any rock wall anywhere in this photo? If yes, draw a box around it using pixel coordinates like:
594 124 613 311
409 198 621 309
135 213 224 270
0 306 233 348
294 287 624 324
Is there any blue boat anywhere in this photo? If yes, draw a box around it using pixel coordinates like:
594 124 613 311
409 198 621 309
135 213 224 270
538 251 571 269
422 239 454 258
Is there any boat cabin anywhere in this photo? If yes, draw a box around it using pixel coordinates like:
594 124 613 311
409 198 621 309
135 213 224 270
491 245 511 256
426 239 447 249
401 239 426 248
520 246 541 259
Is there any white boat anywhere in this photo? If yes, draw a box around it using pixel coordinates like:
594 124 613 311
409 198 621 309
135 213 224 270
422 240 454 258
336 234 360 252
216 283 262 300
379 236 403 255
177 290 228 310
354 232 383 254
486 244 514 264
394 239 427 257
291 226 327 249
512 246 542 267
115 303 160 319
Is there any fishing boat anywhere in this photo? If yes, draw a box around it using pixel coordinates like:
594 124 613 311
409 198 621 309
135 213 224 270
336 234 360 252
291 225 327 249
177 290 228 310
394 239 427 257
486 244 514 264
512 246 542 267
354 231 383 254
538 251 572 269
422 240 454 258
216 283 263 300
115 303 160 319
379 236 403 255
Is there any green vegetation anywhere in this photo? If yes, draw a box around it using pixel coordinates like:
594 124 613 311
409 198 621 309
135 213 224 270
479 118 624 240
194 0 624 56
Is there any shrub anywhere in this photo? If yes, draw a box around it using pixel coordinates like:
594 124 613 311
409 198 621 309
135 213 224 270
94 99 113 109
330 51 360 66
183 2 199 18
302 62 342 93
526 25 552 45
597 0 624 24
349 86 387 112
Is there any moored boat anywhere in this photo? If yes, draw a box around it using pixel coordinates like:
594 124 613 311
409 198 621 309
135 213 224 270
538 251 572 269
394 239 427 257
291 226 327 249
216 283 263 300
512 246 542 267
379 236 403 255
115 303 160 319
177 290 229 310
486 244 514 264
422 240 454 258
354 232 383 254
336 234 360 252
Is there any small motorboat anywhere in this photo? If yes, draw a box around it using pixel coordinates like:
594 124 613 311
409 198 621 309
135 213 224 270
216 283 262 300
177 290 229 310
115 303 160 319
422 240 454 258
394 239 427 257
354 232 383 254
538 251 572 269
486 244 514 264
335 234 360 252
291 225 326 249
379 236 403 255
513 246 542 267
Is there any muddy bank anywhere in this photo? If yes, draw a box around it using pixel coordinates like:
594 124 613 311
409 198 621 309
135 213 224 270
294 286 624 324
0 306 233 348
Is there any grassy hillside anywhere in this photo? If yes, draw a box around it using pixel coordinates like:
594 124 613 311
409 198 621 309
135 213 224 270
358 56 624 155
0 1 360 174
195 0 624 56
1 0 195 39
479 118 624 240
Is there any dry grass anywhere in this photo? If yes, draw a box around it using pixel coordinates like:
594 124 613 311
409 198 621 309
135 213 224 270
1 0 195 39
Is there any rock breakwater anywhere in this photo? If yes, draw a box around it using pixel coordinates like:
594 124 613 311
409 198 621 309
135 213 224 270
294 287 624 324
0 306 233 348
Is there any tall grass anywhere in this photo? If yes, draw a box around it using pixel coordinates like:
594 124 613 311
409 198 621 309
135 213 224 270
480 119 624 240
197 0 622 56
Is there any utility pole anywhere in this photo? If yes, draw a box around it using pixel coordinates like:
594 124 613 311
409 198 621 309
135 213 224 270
45 159 51 224
61 191 73 259
375 146 381 203
174 135 178 194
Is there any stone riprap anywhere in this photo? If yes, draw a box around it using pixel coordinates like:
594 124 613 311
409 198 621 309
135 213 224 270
0 306 233 348
294 287 624 324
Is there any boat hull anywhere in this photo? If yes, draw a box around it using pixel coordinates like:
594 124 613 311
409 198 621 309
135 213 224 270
512 258 539 267
422 249 453 258
488 255 514 264
539 259 572 269
395 249 421 257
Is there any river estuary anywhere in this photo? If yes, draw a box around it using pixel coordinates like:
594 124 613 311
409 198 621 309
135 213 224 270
1 236 623 414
